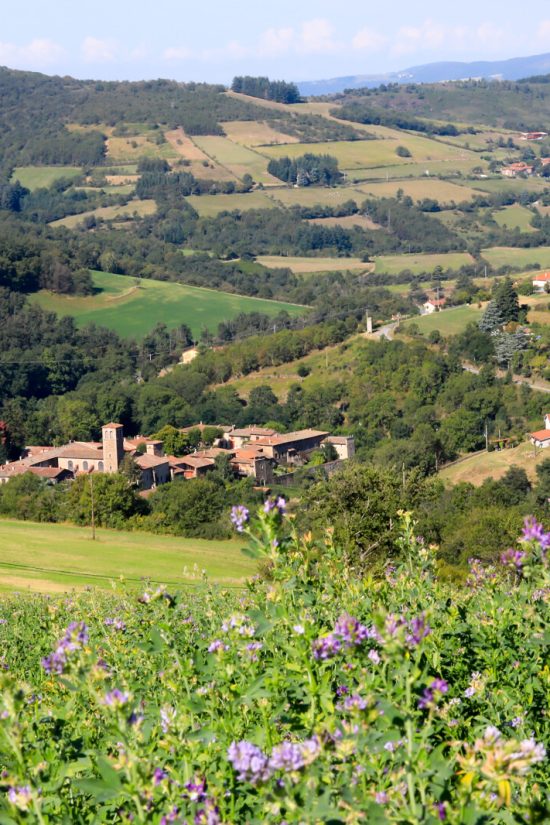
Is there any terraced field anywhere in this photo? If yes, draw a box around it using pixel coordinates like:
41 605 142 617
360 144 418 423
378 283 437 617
30 270 305 339
374 251 475 275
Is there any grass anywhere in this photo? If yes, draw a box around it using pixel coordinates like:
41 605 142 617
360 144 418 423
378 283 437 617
50 200 157 228
374 251 474 275
270 186 366 208
440 441 546 487
184 191 276 216
0 519 255 593
492 205 537 233
256 255 369 274
107 130 178 162
30 270 305 339
402 304 483 335
221 120 299 146
192 136 279 184
11 166 81 190
356 178 483 203
469 177 550 194
260 134 480 170
481 246 550 269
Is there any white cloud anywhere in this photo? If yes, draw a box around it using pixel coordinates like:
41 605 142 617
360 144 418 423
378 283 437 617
257 26 294 57
299 18 340 54
163 46 194 61
352 27 387 52
81 37 117 63
0 38 65 68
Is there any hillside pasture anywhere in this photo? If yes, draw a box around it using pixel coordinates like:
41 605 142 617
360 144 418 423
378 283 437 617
357 178 483 204
374 251 475 275
49 199 157 228
106 128 178 162
256 255 369 273
261 133 481 171
221 119 300 146
0 520 254 592
307 214 382 230
192 136 280 184
402 304 483 335
482 246 550 269
492 204 537 232
30 270 305 339
469 177 550 194
270 185 366 209
440 440 546 487
11 165 81 190
184 191 276 216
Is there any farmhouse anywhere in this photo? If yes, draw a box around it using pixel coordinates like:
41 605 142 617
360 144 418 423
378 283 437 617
532 272 550 292
501 162 534 178
520 131 548 141
529 414 550 449
423 298 446 314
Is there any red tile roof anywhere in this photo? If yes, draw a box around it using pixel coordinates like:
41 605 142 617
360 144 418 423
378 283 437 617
530 429 550 440
533 272 550 281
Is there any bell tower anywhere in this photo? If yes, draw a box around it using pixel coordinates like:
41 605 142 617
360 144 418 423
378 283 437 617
102 423 124 473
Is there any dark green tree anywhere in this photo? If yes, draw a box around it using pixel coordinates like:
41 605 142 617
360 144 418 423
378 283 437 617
494 278 519 323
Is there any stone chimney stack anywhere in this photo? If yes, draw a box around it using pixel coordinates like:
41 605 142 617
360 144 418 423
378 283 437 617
102 423 124 473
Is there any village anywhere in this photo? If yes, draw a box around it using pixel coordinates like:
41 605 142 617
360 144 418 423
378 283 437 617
0 422 355 492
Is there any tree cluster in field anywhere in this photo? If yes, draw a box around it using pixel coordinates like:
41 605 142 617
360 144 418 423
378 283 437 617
267 153 342 186
231 75 301 104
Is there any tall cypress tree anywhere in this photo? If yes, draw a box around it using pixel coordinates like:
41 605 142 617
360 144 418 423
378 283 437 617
494 278 519 322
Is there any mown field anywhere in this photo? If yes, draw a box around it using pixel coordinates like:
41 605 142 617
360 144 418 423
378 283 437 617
403 304 483 335
440 440 546 486
30 270 305 339
482 246 550 269
192 136 280 184
374 251 474 275
50 199 157 228
492 204 537 232
185 191 276 216
11 165 81 190
0 519 254 592
357 178 483 203
256 255 369 274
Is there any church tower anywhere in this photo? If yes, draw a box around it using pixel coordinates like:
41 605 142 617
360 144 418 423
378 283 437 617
102 423 124 473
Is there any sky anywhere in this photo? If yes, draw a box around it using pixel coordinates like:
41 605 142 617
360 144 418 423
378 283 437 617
3 0 550 83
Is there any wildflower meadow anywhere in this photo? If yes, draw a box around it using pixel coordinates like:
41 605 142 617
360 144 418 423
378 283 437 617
0 501 547 823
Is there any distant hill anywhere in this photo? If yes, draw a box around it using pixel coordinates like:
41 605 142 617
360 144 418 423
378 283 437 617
298 51 550 96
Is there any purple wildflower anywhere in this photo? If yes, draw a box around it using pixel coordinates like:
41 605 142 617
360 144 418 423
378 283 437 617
368 649 381 664
418 678 449 710
194 799 220 825
207 640 228 653
230 505 249 533
521 516 550 548
263 497 286 515
184 778 207 802
41 621 89 675
375 791 389 804
102 689 130 708
7 786 32 811
104 617 126 631
341 694 368 711
153 768 168 786
227 741 271 784
435 802 447 821
501 548 527 571
312 613 370 660
244 641 262 661
269 742 307 772
405 614 431 647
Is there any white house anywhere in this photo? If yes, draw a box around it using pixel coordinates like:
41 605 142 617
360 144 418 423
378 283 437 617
532 272 550 292
423 298 446 314
529 414 550 449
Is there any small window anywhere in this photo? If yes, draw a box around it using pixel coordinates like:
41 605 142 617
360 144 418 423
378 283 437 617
68 460 73 470
82 461 88 471
98 461 104 471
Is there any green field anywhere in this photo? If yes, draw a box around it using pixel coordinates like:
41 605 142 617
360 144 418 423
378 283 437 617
482 246 550 269
440 441 546 487
374 251 474 275
185 191 276 216
261 133 479 170
11 165 81 190
403 304 483 335
492 204 537 232
192 136 279 184
30 270 305 339
50 199 157 228
357 178 483 203
270 185 366 209
0 519 254 592
256 255 369 273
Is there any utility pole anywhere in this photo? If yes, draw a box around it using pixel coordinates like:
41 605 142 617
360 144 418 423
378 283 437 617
485 422 489 452
90 472 96 541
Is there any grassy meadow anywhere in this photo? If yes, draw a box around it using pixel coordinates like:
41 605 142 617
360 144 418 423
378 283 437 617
403 304 483 335
0 519 254 592
482 246 550 269
440 440 546 487
50 199 157 228
492 204 537 232
357 178 483 203
374 251 474 275
256 255 369 274
11 165 81 190
30 270 305 339
184 191 276 216
192 136 280 184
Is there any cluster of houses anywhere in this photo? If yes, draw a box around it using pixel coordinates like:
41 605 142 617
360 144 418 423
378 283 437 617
501 159 550 178
0 423 355 492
